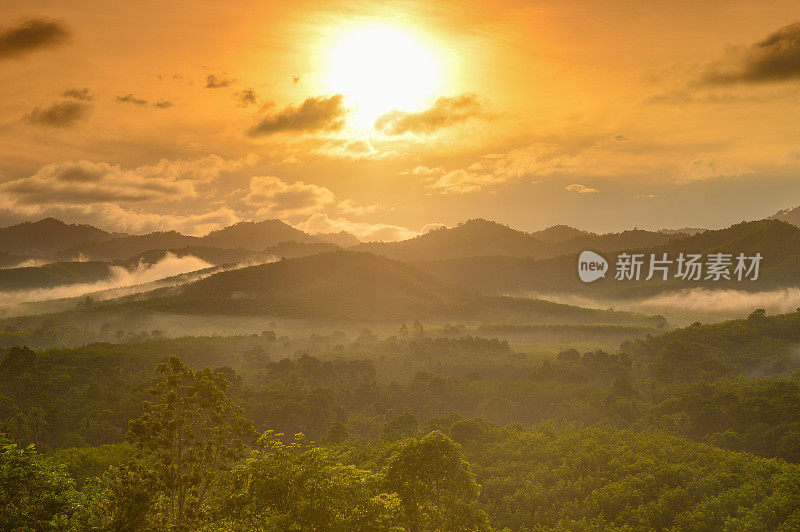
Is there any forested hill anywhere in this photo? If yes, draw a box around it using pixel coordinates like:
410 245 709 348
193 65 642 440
354 218 684 261
112 250 649 324
417 219 800 297
621 308 800 381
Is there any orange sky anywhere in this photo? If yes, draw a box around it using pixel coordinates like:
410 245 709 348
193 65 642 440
2 0 800 239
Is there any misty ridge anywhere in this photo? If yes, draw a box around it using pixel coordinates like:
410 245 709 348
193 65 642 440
2 210 800 320
0 252 214 304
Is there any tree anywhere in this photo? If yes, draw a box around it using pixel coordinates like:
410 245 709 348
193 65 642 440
126 357 255 529
0 433 76 530
385 430 488 531
217 432 400 531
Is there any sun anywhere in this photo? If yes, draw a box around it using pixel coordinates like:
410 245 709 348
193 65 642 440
326 26 439 129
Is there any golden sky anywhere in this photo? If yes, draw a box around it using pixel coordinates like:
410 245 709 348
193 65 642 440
2 0 800 239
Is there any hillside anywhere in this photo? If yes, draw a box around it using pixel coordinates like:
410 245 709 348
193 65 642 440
315 231 360 247
201 220 319 249
622 308 800 381
58 231 201 261
121 246 261 267
0 261 114 291
419 219 800 299
116 250 647 324
0 218 115 256
355 219 684 261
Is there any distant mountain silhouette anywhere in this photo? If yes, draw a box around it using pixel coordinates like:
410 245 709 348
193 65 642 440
419 219 800 298
59 231 201 261
0 218 115 256
315 231 360 247
120 246 261 267
529 225 589 242
354 218 684 261
201 220 319 249
58 220 326 261
119 250 646 324
770 205 800 227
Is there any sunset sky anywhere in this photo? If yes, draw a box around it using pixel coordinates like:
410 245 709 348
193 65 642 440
2 0 800 239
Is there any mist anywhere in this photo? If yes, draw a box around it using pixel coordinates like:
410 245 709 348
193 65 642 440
0 252 214 305
636 287 800 316
526 287 800 321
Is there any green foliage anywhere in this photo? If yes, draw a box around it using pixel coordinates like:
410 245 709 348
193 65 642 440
126 357 256 529
385 430 489 531
0 433 76 530
472 427 800 531
217 431 400 531
49 442 133 487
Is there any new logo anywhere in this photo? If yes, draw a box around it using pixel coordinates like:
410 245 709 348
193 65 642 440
578 250 608 283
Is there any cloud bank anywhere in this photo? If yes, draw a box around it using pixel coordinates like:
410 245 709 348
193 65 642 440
0 18 70 59
248 94 347 136
702 22 800 84
374 93 486 135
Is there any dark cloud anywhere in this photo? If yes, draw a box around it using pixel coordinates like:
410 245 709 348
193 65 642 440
61 87 94 101
116 94 148 106
235 88 258 107
205 73 236 88
374 93 486 135
26 100 91 127
247 94 347 137
0 18 70 59
702 22 800 84
116 94 173 109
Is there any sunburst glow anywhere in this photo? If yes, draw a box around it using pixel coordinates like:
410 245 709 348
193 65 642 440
326 26 439 128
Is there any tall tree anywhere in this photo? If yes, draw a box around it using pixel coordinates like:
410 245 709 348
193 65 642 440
126 357 255 529
385 430 488 531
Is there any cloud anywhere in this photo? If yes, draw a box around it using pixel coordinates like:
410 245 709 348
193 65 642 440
0 154 257 210
634 193 656 199
61 87 94 101
674 158 752 183
247 94 347 137
428 169 497 194
701 22 800 84
311 138 396 160
565 183 598 194
235 88 258 107
116 94 173 109
205 73 236 88
0 18 70 59
374 93 487 135
295 213 416 242
244 176 337 217
116 94 148 106
427 144 564 194
26 99 91 127
399 165 443 176
242 174 382 220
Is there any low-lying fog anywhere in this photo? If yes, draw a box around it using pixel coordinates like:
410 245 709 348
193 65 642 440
0 253 248 308
529 287 800 321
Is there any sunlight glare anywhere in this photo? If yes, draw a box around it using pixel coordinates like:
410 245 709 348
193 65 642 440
326 26 439 129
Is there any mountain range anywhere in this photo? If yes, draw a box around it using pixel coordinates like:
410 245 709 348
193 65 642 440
354 219 687 261
417 219 800 299
112 250 649 324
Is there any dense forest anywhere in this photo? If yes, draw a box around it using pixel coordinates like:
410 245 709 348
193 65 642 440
5 309 800 529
